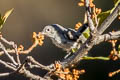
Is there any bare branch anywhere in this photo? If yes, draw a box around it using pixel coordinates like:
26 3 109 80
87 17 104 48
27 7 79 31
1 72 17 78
18 67 47 80
0 35 39 56
0 72 12 77
0 59 16 71
26 56 52 71
95 31 120 45
13 44 21 66
15 56 49 80
0 42 18 65
85 0 95 32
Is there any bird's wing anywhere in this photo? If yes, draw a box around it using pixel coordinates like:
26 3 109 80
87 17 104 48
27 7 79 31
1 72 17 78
63 28 79 41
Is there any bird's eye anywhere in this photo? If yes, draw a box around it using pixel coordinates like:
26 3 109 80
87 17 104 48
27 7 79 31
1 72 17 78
46 28 51 32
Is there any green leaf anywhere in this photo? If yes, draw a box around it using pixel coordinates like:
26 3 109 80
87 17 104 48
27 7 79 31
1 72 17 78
0 8 14 29
118 45 120 54
72 48 77 53
97 0 120 25
113 0 120 7
83 27 90 39
113 0 119 5
97 10 111 25
0 14 3 27
2 8 14 23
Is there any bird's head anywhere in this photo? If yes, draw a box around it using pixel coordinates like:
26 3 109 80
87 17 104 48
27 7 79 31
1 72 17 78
41 24 66 38
41 25 55 38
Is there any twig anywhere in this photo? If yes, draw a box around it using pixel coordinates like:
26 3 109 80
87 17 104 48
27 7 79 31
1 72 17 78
61 0 120 68
0 42 18 65
15 56 48 80
13 43 21 66
0 36 39 56
18 67 46 80
26 56 52 71
0 72 12 77
85 0 95 32
0 59 16 71
109 69 120 77
95 31 120 45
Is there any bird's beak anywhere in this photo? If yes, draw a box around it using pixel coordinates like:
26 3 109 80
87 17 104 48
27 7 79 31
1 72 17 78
41 31 45 35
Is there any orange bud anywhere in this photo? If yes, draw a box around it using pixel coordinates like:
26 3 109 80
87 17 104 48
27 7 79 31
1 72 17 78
108 72 113 77
78 2 84 6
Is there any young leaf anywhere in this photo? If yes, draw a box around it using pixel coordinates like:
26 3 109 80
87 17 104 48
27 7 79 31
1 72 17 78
113 0 119 5
0 8 14 29
113 0 120 7
83 27 90 39
0 14 3 28
2 8 14 24
118 45 120 54
97 10 111 25
97 0 120 25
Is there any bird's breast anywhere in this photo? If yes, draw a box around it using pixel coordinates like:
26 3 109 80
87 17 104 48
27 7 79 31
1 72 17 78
51 38 73 51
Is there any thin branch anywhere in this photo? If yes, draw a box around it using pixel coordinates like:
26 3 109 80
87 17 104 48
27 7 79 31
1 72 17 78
0 36 14 46
15 56 48 80
18 67 47 80
85 0 95 32
95 31 120 45
0 36 39 56
0 42 18 65
0 59 16 71
0 72 12 77
0 49 15 56
26 56 52 71
13 44 21 66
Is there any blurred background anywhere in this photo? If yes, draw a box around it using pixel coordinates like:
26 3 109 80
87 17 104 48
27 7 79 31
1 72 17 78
0 0 120 80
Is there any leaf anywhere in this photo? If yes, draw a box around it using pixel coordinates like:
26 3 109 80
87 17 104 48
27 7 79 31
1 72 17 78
118 45 120 54
0 8 14 29
97 0 120 25
113 0 120 7
72 48 77 53
2 8 14 24
0 14 3 27
113 0 119 5
97 10 111 25
83 27 90 39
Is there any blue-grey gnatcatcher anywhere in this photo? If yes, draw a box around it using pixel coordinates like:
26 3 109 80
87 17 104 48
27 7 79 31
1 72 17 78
41 23 88 58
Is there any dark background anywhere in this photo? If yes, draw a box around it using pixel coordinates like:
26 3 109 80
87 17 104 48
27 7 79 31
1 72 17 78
0 0 120 80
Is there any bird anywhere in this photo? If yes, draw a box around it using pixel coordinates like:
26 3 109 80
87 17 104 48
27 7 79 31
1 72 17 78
41 23 88 58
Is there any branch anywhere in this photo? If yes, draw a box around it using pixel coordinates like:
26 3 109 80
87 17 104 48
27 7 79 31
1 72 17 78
26 56 52 71
14 56 49 80
61 0 96 68
18 67 47 80
0 42 18 65
85 0 95 32
61 1 120 68
0 35 39 56
13 44 21 66
0 72 12 77
95 31 120 45
0 59 16 71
